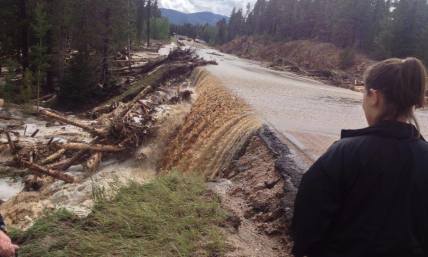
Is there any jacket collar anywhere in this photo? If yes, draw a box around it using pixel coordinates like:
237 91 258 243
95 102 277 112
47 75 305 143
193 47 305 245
341 121 424 140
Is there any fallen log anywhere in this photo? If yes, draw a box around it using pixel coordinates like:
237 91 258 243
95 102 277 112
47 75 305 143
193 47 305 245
39 109 108 137
116 86 153 120
40 149 66 165
103 64 167 106
91 104 116 118
110 62 148 72
58 143 125 152
48 149 88 171
101 48 216 108
21 160 75 183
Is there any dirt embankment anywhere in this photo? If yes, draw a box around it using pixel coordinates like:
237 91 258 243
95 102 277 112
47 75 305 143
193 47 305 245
212 130 298 257
220 36 375 90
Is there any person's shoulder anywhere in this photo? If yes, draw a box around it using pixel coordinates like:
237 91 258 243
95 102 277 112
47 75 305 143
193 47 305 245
411 138 428 153
318 135 369 166
325 135 367 153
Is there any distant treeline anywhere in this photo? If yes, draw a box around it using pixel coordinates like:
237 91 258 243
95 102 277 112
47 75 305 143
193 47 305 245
173 0 428 64
0 0 169 106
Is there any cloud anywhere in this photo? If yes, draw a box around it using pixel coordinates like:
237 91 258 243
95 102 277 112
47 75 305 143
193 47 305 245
158 0 256 16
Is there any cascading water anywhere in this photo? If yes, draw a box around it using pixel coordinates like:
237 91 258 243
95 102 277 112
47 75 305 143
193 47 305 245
162 69 261 179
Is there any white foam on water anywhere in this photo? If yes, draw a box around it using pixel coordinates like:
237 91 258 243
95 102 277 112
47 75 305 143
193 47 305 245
0 178 24 202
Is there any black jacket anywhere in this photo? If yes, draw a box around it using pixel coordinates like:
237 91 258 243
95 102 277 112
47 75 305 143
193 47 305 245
0 215 4 232
292 121 428 257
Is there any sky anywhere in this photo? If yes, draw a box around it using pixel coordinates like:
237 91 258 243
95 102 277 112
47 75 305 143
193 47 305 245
158 0 257 16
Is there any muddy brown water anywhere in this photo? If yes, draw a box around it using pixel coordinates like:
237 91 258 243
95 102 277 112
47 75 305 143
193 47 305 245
194 45 428 163
162 70 261 178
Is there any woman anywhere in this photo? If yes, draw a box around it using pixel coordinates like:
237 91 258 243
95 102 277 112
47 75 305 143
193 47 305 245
292 57 428 257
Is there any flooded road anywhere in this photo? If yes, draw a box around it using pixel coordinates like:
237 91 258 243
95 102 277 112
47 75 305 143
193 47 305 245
195 46 428 162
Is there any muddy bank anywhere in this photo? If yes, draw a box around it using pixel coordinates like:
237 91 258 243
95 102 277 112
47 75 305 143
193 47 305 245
220 36 375 90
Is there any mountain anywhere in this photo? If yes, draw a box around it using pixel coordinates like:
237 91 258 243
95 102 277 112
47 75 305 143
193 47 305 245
160 8 228 26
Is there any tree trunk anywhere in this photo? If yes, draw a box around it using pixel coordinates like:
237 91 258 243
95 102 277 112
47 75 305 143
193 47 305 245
127 0 132 72
147 0 151 47
39 109 108 136
40 149 66 165
58 143 125 153
21 160 75 183
102 7 111 86
19 0 29 70
48 149 88 171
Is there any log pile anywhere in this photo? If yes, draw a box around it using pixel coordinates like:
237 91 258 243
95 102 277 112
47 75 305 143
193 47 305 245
0 48 216 184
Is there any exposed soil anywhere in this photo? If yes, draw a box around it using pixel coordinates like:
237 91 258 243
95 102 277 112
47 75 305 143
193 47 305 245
220 36 375 91
209 132 299 257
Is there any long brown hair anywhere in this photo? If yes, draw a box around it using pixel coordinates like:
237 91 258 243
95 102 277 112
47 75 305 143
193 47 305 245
364 57 427 130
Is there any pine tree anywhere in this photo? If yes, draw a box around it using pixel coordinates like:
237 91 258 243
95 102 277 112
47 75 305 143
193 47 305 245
228 8 245 41
147 0 152 46
136 0 147 42
216 19 228 45
19 0 29 70
214 0 428 64
31 2 51 109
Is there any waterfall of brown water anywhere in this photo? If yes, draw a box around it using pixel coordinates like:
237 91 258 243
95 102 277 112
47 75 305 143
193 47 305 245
162 69 261 179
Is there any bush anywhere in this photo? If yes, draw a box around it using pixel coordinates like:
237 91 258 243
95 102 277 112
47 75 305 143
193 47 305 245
339 47 356 69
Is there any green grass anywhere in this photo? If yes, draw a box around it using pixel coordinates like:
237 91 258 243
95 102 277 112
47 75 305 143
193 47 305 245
12 173 227 257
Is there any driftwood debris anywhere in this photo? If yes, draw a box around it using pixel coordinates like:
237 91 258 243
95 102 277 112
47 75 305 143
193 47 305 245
21 160 75 183
39 109 108 137
58 143 125 153
2 48 216 184
40 149 66 165
48 149 88 171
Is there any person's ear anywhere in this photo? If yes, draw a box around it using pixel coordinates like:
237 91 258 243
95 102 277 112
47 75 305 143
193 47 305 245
367 89 380 107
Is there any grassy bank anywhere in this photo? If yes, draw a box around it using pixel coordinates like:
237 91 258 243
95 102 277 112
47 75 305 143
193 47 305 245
12 173 227 257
